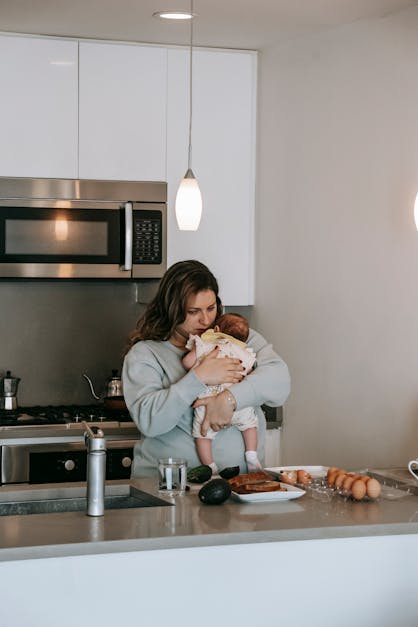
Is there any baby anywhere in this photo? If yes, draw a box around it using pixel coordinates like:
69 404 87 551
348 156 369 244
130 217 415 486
182 313 262 474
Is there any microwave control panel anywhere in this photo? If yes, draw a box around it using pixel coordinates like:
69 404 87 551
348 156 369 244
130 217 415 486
132 210 162 264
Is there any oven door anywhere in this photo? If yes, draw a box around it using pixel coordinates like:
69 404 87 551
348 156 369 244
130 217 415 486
1 440 135 484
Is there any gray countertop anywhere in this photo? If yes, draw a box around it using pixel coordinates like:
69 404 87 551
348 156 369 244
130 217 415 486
0 467 417 563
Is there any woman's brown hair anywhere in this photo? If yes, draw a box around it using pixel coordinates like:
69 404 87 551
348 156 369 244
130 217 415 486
126 260 223 352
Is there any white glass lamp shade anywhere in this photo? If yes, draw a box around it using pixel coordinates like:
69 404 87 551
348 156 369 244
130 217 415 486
414 192 418 230
175 168 202 231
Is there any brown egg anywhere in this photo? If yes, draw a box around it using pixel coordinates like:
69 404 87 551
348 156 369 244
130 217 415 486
327 466 338 479
366 478 382 499
359 475 370 483
327 470 339 486
342 474 357 493
280 471 297 485
334 472 348 489
297 469 312 485
351 479 367 500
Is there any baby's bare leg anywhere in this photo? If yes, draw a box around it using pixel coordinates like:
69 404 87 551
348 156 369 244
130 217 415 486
195 438 218 474
242 427 258 451
195 437 214 465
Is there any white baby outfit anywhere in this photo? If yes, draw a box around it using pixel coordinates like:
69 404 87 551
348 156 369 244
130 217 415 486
186 329 258 440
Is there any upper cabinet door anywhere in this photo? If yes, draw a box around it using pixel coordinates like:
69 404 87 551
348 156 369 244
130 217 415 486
79 42 167 182
167 48 256 305
0 35 78 179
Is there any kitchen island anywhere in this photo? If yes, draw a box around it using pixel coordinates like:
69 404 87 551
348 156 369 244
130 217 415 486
0 471 417 626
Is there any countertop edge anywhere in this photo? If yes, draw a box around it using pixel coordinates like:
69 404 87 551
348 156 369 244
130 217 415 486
1 521 418 563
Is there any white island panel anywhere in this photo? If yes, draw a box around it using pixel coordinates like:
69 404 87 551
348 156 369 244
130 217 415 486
0 535 416 627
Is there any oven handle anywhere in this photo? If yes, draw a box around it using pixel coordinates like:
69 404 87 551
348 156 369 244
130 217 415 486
124 201 133 271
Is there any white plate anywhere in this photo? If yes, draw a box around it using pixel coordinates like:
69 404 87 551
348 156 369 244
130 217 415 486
265 465 328 479
230 483 305 503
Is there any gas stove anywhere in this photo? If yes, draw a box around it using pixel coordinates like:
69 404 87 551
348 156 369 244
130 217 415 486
0 404 140 485
0 403 139 445
0 404 133 428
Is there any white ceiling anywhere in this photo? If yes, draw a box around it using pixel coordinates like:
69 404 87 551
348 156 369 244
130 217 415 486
0 0 417 50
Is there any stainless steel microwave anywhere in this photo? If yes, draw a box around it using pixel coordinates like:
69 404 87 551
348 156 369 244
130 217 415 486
0 177 167 279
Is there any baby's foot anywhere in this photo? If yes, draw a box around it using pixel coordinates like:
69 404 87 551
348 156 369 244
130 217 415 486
245 451 262 472
209 462 219 476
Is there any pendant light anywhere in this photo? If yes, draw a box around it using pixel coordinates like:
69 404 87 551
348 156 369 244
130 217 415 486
175 0 202 231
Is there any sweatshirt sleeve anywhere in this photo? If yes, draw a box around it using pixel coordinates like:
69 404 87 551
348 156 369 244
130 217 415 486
122 342 207 437
229 329 290 410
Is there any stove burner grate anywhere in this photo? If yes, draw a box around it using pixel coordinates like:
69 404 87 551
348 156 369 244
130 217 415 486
0 404 132 427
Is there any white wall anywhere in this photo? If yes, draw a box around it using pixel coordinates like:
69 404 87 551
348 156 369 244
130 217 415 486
255 6 418 468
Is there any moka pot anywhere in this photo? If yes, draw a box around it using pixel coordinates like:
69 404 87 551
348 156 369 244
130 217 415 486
0 371 20 410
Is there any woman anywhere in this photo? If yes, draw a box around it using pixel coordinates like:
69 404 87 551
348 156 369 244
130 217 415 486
122 260 291 477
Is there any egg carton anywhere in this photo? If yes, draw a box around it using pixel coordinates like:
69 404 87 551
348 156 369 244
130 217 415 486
266 466 405 502
307 473 410 502
357 468 413 501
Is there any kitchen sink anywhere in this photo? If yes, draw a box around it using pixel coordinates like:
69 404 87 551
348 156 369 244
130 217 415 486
0 484 172 516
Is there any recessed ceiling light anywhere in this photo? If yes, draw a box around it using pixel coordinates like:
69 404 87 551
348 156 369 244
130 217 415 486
152 11 194 20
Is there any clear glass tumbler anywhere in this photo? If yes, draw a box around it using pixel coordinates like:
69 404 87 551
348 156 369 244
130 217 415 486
158 458 187 496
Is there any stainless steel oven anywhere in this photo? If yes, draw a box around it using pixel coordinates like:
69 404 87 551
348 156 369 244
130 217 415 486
0 177 167 279
1 438 136 484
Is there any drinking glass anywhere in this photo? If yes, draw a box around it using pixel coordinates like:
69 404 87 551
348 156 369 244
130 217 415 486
158 458 187 496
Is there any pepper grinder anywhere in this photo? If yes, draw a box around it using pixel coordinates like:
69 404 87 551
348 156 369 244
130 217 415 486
0 371 21 410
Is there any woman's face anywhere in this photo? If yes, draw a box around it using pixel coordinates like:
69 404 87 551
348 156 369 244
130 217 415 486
175 289 217 342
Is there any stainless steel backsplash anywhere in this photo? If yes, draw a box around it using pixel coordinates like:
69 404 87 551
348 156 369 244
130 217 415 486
0 280 159 405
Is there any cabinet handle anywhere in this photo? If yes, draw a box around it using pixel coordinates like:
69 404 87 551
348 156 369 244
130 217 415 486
124 201 133 270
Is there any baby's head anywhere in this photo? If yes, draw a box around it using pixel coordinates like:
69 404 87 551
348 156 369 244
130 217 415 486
215 313 249 342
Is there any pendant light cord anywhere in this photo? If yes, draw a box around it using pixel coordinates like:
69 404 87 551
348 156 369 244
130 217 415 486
187 0 194 169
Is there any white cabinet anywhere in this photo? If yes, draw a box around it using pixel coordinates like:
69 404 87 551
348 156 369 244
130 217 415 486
167 48 256 305
0 35 78 179
0 35 256 305
78 42 167 182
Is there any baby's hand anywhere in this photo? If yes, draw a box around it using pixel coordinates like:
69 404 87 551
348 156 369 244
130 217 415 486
182 347 197 371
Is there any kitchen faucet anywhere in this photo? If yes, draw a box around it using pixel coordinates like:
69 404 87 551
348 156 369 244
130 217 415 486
83 421 106 516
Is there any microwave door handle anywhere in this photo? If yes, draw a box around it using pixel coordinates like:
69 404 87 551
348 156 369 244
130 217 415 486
124 201 133 271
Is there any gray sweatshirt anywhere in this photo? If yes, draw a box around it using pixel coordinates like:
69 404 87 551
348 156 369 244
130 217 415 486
122 329 291 477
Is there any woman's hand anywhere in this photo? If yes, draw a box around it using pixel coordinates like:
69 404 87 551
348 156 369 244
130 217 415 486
193 347 244 386
193 390 236 436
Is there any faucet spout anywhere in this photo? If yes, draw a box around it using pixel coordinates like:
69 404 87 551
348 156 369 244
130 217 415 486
83 421 106 516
